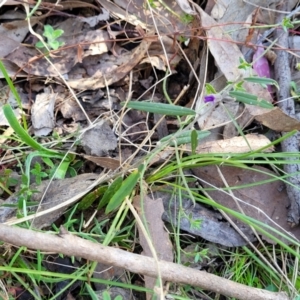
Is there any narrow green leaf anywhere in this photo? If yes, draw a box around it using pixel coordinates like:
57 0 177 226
85 283 99 300
3 104 66 157
78 186 107 211
229 91 274 109
98 177 123 209
244 77 279 90
54 160 71 179
191 130 198 155
105 165 143 214
0 60 27 129
123 101 196 116
159 130 210 146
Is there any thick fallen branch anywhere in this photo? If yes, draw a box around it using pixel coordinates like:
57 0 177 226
274 3 300 226
0 224 289 300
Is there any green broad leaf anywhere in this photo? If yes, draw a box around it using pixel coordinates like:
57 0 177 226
105 165 143 214
229 91 274 109
244 77 279 90
43 25 54 38
123 101 196 116
78 186 107 210
49 40 60 50
98 177 123 209
159 130 210 146
35 41 45 48
52 29 64 39
205 83 217 95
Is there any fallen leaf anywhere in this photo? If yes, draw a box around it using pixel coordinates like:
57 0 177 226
133 195 173 299
197 100 239 130
194 134 274 153
158 191 255 246
0 36 20 58
0 173 99 229
67 39 151 89
0 11 38 42
192 165 300 244
5 29 111 76
100 0 194 34
255 107 300 132
82 155 120 170
31 88 56 136
81 121 117 156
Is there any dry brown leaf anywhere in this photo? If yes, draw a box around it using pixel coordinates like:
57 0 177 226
5 29 111 76
0 36 20 58
31 88 56 136
195 134 274 153
255 107 300 132
192 165 300 244
100 0 193 34
67 39 151 89
0 11 38 43
197 101 239 130
215 0 281 43
82 155 120 170
80 121 117 156
133 195 173 298
159 191 254 246
0 174 99 229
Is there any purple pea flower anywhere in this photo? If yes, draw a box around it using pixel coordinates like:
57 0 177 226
204 94 216 103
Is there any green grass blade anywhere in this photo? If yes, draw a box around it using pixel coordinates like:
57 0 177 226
0 60 28 129
105 165 143 214
123 101 196 116
229 91 274 108
244 77 279 90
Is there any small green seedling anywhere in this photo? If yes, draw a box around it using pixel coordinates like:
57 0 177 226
35 24 65 51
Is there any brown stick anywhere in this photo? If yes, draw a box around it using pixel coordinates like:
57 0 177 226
0 224 289 300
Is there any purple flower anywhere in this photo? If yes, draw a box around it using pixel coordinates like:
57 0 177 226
204 94 216 103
